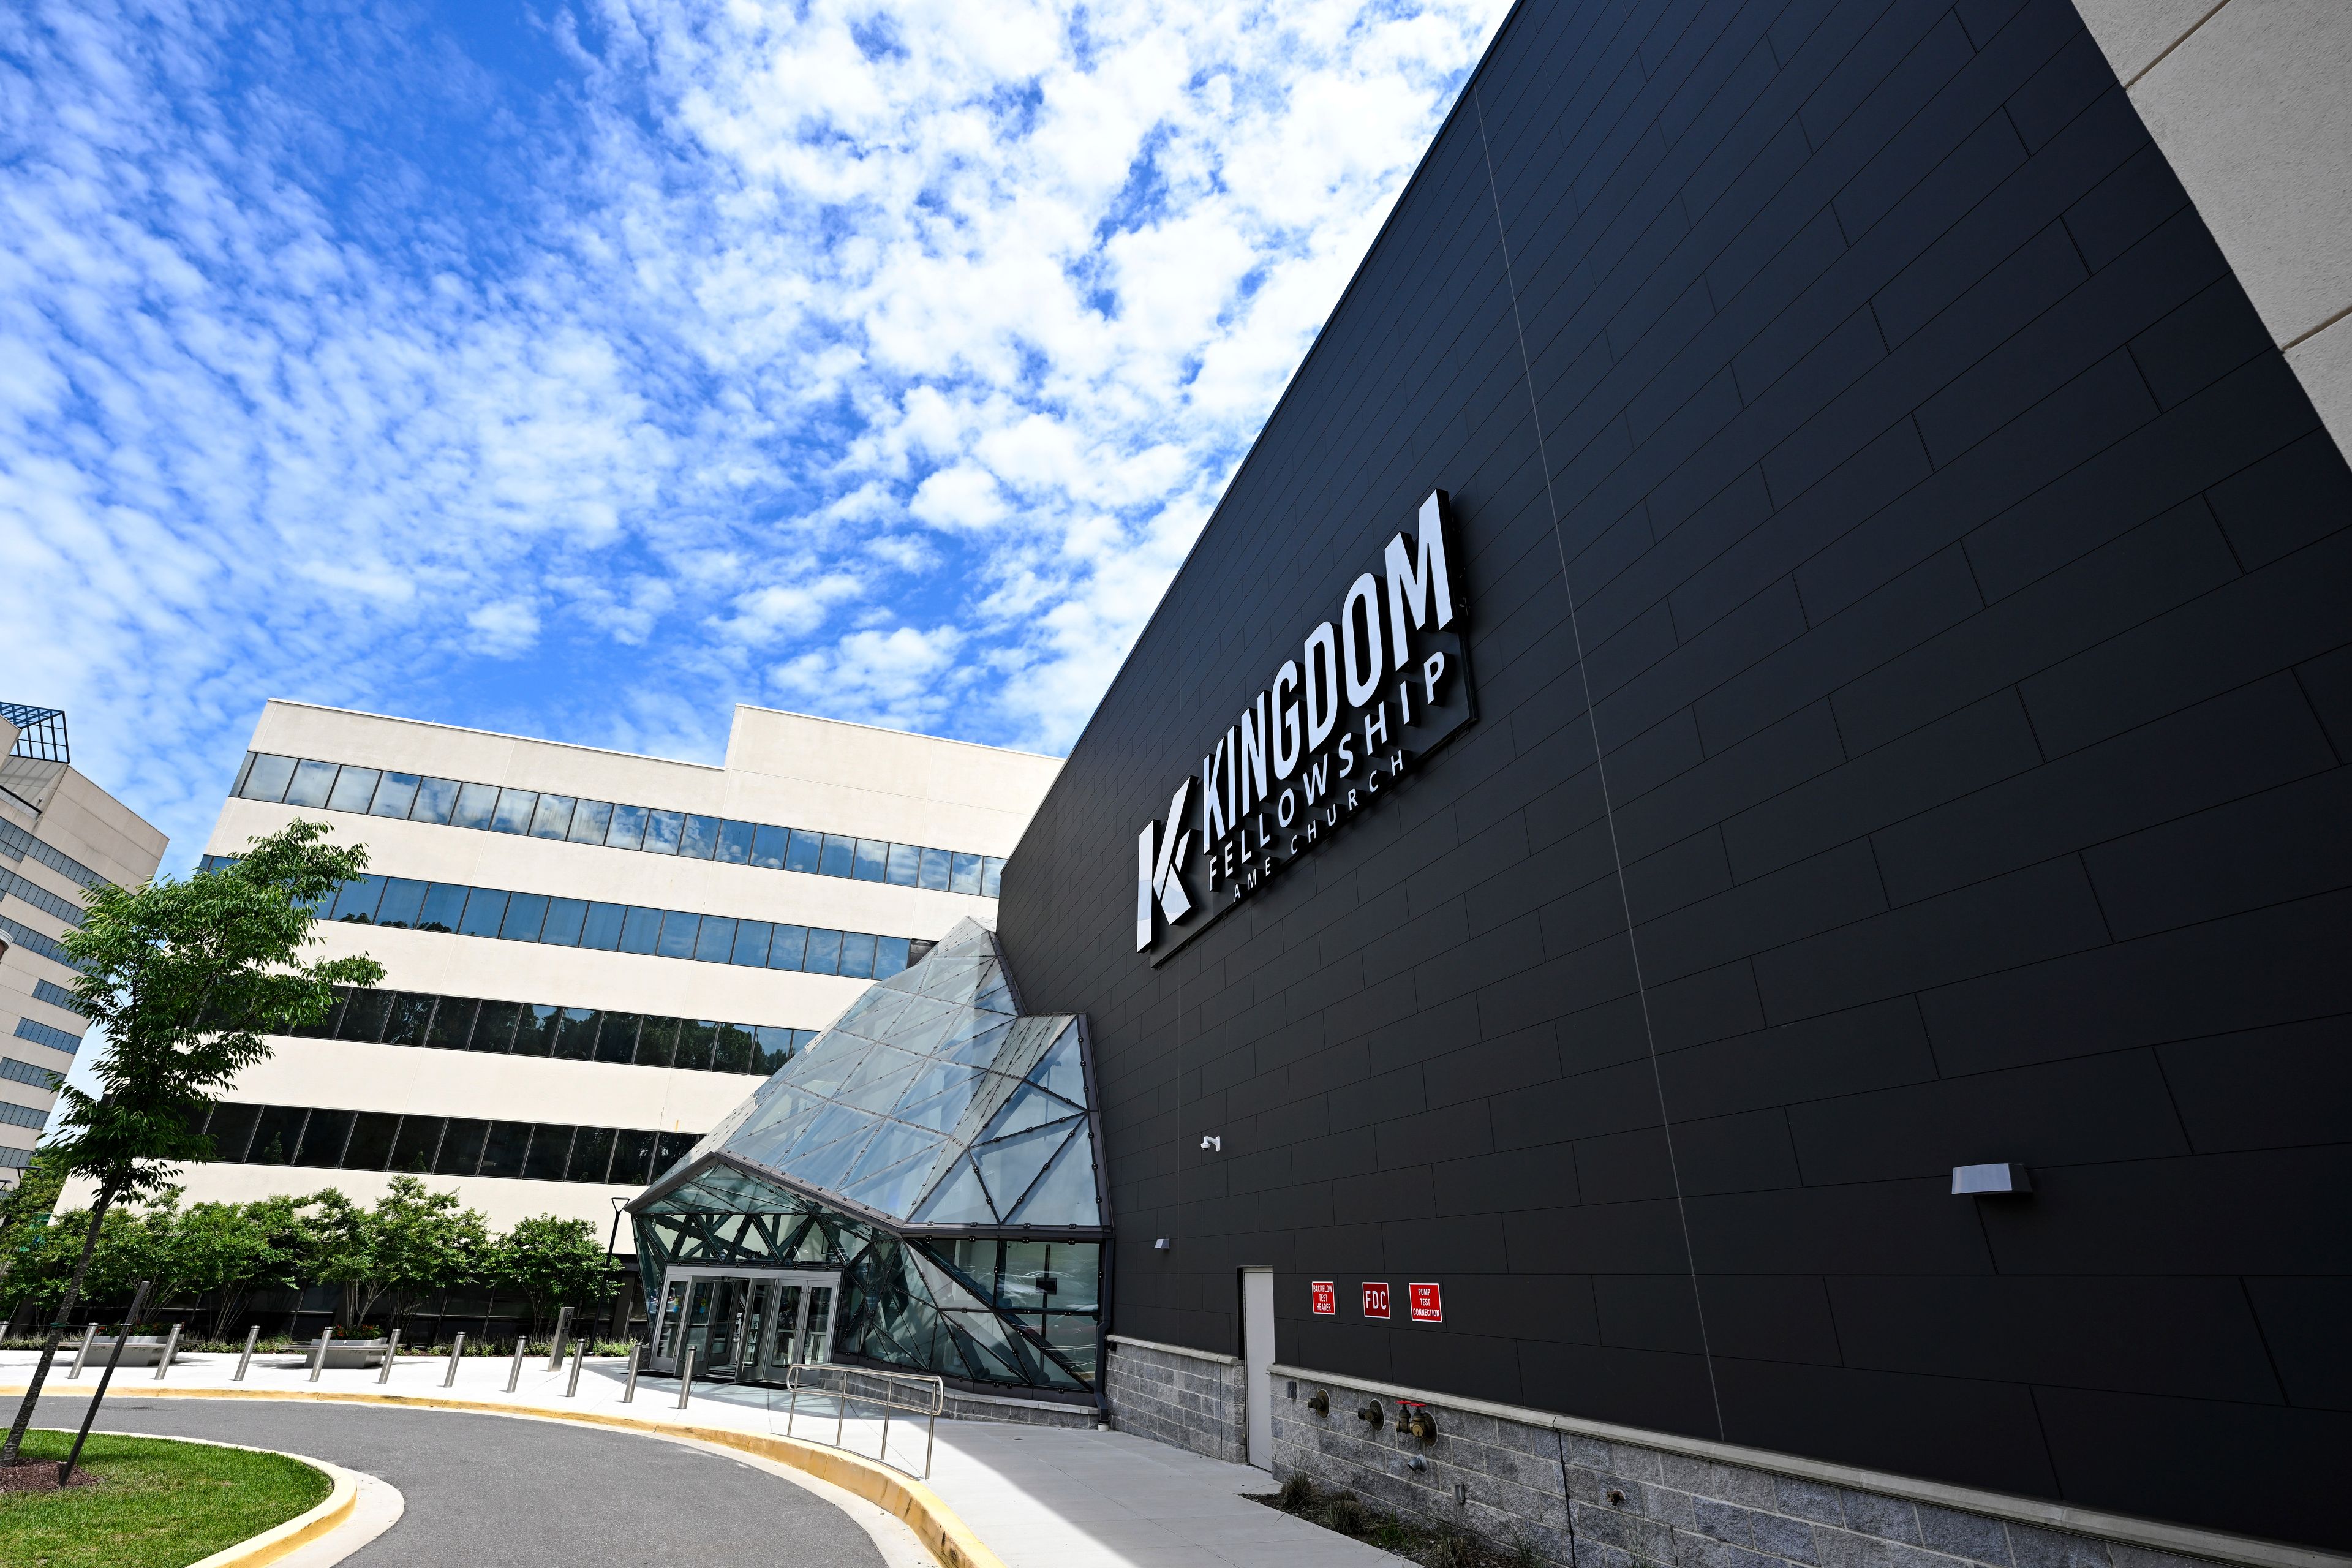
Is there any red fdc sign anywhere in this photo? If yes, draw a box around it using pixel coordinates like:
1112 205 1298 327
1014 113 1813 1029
1362 1281 1391 1319
1310 1281 1336 1316
1409 1282 1443 1324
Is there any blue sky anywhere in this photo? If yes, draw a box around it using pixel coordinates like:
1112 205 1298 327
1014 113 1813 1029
1 0 1506 872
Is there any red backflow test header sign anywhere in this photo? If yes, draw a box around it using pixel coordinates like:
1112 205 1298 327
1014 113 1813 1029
1308 1280 1439 1322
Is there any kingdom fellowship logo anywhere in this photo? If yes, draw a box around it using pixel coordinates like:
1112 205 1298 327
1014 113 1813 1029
1136 489 1475 963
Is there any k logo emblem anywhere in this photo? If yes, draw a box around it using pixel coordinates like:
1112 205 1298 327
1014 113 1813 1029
1136 778 1195 951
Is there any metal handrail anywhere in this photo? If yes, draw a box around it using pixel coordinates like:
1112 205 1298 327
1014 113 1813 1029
782 1363 946 1480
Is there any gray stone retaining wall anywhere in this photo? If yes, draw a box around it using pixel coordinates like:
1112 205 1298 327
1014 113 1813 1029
1103 1335 1248 1464
1262 1368 2323 1568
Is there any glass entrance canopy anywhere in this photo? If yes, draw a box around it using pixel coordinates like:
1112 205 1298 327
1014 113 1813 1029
628 919 1108 1393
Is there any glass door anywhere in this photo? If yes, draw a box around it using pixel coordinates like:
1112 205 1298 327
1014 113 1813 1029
652 1277 689 1368
702 1278 741 1374
680 1278 718 1371
759 1284 803 1381
652 1267 840 1379
801 1284 835 1365
734 1280 769 1381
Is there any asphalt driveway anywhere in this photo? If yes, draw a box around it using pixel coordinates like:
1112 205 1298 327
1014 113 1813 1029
29 1393 885 1567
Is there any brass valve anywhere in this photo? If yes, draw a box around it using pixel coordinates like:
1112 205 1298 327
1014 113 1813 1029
1308 1389 1330 1416
1358 1399 1384 1429
1404 1406 1438 1442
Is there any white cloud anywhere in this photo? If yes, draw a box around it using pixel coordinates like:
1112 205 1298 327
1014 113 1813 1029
0 0 1507 868
770 624 971 732
907 465 1011 533
465 599 543 658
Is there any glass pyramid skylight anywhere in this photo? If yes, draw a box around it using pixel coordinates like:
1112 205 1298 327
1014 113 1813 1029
673 918 1102 1231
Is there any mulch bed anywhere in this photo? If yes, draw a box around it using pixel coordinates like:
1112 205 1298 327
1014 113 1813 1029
1251 1476 1534 1567
0 1462 105 1493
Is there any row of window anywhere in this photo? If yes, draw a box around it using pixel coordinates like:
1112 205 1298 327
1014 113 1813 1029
0 865 80 926
303 986 821 1077
0 913 74 971
0 1058 58 1090
12 1018 78 1054
32 979 76 1011
233 753 1008 897
0 817 108 891
0 1147 29 1169
198 857 936 981
198 1101 700 1186
0 1101 43 1131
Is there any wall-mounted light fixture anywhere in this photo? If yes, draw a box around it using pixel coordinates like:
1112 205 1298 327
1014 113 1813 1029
1199 1134 1222 1152
1153 1237 1172 1250
1951 1163 2032 1196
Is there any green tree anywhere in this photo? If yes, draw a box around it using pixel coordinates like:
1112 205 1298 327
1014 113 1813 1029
0 1199 152 1327
202 1194 314 1342
0 1146 67 1253
301 1188 374 1326
120 1191 311 1341
108 1189 193 1317
307 1178 487 1332
0 820 382 1468
0 1147 69 1336
490 1215 611 1341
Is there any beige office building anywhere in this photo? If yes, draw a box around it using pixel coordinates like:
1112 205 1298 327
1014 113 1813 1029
157 699 1060 1235
0 704 170 1186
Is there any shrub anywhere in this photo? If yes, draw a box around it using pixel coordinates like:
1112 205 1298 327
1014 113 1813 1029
1430 1529 1480 1568
1318 1493 1369 1536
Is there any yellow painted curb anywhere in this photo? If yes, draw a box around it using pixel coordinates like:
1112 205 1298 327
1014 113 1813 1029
7 1384 1005 1568
23 1428 358 1568
178 1449 355 1568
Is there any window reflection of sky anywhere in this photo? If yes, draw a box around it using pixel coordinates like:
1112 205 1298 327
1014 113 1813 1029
233 750 1007 895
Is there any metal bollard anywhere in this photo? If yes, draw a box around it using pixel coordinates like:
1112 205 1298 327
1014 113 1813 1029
377 1329 401 1383
675 1347 694 1409
880 1394 892 1467
309 1327 334 1382
67 1324 96 1379
565 1336 586 1397
547 1305 571 1371
442 1331 466 1388
234 1325 258 1381
505 1333 527 1393
622 1345 640 1404
153 1322 183 1381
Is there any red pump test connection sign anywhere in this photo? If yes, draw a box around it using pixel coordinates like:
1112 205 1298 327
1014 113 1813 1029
1362 1282 1391 1319
1311 1281 1337 1316
1409 1283 1443 1323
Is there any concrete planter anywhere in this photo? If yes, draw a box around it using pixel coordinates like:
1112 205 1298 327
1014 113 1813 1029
80 1336 183 1368
311 1338 390 1370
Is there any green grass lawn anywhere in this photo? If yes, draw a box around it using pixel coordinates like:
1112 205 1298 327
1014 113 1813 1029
0 1428 333 1568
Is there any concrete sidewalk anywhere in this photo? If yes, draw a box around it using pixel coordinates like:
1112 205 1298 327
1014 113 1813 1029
0 1347 1396 1568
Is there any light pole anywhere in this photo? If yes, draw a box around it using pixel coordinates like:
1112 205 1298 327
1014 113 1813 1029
605 1196 633 1344
605 1194 630 1256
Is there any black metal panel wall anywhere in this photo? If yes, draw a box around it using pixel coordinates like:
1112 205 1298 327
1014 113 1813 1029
995 0 2351 1546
